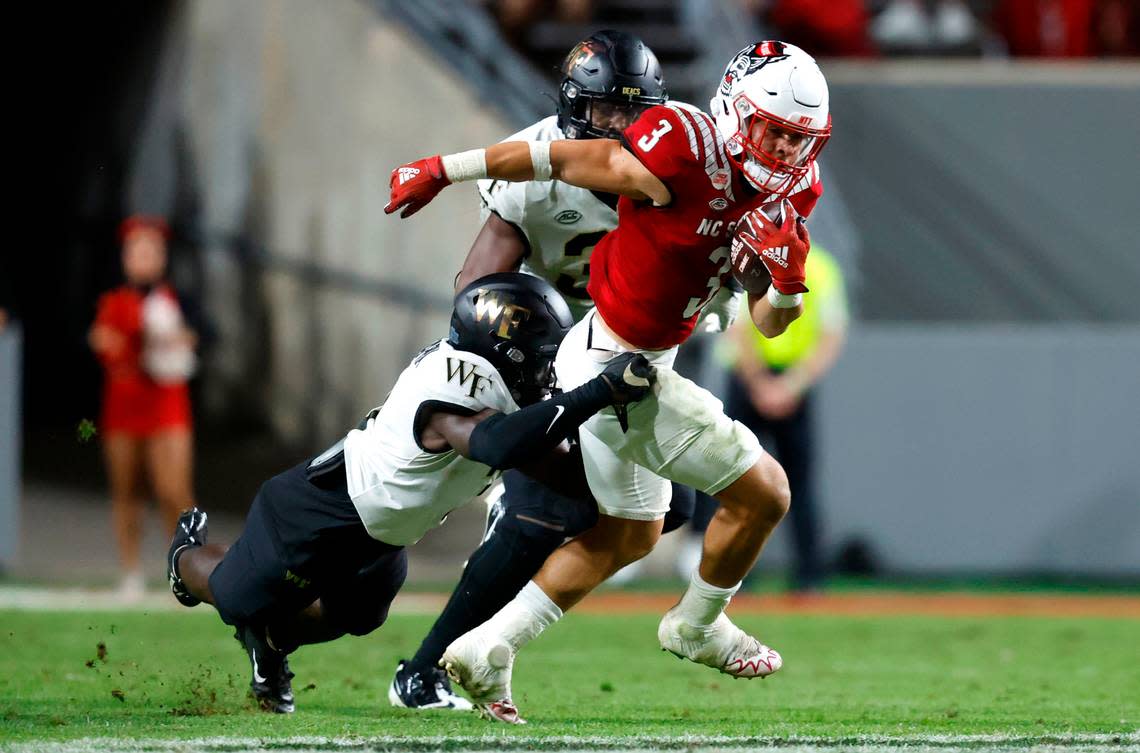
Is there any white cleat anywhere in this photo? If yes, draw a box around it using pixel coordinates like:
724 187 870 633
441 631 526 724
658 608 783 679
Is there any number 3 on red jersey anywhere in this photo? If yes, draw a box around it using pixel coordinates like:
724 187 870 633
636 119 673 152
682 246 731 318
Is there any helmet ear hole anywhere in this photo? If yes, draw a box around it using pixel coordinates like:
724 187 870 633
557 30 667 141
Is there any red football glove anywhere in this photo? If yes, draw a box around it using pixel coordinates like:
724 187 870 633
736 200 811 294
384 155 450 218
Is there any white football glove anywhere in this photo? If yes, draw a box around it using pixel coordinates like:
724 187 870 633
695 284 743 334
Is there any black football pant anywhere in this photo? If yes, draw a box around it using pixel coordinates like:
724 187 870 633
208 453 407 650
407 469 694 674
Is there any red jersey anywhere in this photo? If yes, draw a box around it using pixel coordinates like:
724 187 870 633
94 284 192 435
586 103 822 349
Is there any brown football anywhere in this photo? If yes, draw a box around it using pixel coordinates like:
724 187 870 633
729 233 772 295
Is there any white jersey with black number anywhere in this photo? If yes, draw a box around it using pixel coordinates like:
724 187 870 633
477 116 616 323
343 340 519 546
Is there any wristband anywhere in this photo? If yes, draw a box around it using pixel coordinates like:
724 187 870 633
528 141 552 181
441 149 487 182
767 286 803 309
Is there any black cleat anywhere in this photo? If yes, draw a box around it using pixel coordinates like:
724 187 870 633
388 659 473 710
167 508 208 607
235 625 295 713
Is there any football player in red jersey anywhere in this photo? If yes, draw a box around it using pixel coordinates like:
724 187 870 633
387 41 831 722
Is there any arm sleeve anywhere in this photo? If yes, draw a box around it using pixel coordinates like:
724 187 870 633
467 378 611 471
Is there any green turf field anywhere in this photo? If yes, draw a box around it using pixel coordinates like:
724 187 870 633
1 608 1137 751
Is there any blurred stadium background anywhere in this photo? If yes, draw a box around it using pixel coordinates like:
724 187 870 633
2 0 1139 593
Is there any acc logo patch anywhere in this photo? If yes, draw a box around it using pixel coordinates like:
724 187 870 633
555 210 582 225
708 197 728 211
710 168 731 190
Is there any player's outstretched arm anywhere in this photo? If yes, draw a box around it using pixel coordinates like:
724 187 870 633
420 352 656 470
547 139 670 204
386 140 669 219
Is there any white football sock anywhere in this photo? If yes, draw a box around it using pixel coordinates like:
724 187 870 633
675 569 741 627
482 580 563 652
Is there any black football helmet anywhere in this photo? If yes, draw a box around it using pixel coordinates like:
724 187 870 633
449 273 574 405
557 30 667 140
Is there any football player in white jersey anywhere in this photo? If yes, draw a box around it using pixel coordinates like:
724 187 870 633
164 273 655 714
390 31 746 711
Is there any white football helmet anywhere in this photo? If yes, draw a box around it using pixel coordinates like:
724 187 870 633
710 41 831 198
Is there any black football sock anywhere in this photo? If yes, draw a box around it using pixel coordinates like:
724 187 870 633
406 519 563 675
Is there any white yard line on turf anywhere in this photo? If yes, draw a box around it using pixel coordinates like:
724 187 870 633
0 586 445 614
5 732 1138 753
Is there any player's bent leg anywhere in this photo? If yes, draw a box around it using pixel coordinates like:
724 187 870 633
702 453 791 587
441 579 566 725
205 493 305 714
396 519 555 711
658 455 790 679
203 459 381 713
442 516 661 723
396 471 595 711
534 515 662 610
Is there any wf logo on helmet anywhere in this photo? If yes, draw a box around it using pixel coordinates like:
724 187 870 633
473 291 532 339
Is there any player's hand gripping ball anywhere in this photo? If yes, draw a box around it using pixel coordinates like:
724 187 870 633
729 230 773 295
730 200 811 295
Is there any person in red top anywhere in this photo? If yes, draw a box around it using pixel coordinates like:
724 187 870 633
387 41 830 722
89 216 198 601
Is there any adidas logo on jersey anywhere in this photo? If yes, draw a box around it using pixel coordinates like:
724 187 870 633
397 167 421 185
762 245 789 268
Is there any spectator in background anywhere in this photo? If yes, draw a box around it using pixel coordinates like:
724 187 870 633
993 0 1139 57
89 216 198 601
870 0 983 55
680 245 849 593
750 0 879 56
494 0 594 49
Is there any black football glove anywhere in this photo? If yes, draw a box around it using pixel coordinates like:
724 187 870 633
597 352 656 433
